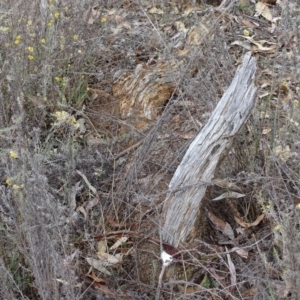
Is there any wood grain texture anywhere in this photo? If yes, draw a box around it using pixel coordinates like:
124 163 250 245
112 60 180 130
85 60 180 138
161 52 257 247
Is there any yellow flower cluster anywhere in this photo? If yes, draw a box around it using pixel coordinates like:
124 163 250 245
6 177 24 190
54 111 79 128
14 35 21 45
55 76 67 86
48 19 54 26
9 151 18 159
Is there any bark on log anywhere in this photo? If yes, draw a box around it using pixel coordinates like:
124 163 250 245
161 52 257 247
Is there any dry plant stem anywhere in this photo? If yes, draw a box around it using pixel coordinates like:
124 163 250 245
113 140 143 160
110 157 119 221
155 264 166 300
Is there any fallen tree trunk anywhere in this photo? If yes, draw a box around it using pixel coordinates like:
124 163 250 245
161 52 257 247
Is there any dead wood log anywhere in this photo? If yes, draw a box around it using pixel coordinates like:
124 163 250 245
85 60 180 140
161 52 257 247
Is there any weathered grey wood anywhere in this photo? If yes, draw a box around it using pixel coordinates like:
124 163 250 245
161 52 257 247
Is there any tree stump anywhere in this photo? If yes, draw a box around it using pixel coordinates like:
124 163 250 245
160 52 257 247
85 60 180 139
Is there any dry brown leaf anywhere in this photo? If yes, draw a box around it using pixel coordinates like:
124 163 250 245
226 247 236 291
86 271 107 284
97 240 107 255
262 128 271 135
235 216 249 228
207 210 235 240
97 252 120 265
255 2 273 22
241 18 259 28
234 214 265 228
213 179 241 191
187 28 200 45
175 21 187 32
176 48 190 56
110 237 128 250
252 44 276 53
108 9 116 15
77 206 87 219
148 7 164 15
97 240 122 267
259 92 270 99
207 210 226 232
86 257 112 275
209 268 226 281
213 192 245 201
96 239 121 265
231 40 252 51
233 247 248 259
251 214 265 226
242 36 276 53
242 288 258 298
183 4 193 17
179 132 195 139
223 223 235 240
279 80 289 92
55 278 69 285
116 21 131 30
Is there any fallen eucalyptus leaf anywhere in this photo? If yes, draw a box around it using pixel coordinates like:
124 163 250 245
226 248 236 291
97 252 121 265
213 192 245 201
110 237 128 250
86 257 112 275
233 247 248 259
235 214 265 229
207 210 235 240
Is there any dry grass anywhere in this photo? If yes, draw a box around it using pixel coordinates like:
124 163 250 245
0 0 300 299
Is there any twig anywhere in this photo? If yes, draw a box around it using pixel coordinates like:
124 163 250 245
155 251 173 300
155 264 166 300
